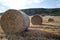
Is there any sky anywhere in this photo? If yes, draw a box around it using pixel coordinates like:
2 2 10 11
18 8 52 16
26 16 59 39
0 0 60 13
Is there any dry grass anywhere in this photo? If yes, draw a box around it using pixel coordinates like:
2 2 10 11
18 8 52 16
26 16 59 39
0 15 60 40
2 29 60 40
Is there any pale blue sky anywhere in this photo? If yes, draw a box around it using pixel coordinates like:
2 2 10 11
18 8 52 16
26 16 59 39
0 0 60 13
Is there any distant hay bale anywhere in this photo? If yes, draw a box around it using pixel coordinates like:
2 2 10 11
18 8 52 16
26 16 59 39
1 9 30 34
31 15 42 25
48 18 54 22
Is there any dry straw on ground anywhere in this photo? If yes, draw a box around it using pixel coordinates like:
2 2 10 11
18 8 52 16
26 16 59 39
31 15 42 25
1 9 30 34
6 29 60 40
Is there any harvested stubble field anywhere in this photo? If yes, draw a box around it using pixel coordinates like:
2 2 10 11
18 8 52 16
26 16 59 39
0 15 60 40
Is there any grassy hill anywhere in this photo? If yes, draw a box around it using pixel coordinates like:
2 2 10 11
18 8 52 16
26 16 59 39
21 8 60 16
0 8 60 16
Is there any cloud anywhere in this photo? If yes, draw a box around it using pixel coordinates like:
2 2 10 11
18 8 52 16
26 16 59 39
32 0 42 3
56 0 60 8
0 0 27 12
0 3 9 12
1 0 27 9
0 0 45 12
27 0 44 4
42 6 47 8
0 0 45 9
57 4 60 7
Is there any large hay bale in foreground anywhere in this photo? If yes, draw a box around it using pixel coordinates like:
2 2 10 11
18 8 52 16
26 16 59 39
31 15 42 25
1 9 30 34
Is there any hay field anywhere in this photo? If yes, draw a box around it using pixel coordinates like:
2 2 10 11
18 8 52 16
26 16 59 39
0 15 60 40
30 16 60 35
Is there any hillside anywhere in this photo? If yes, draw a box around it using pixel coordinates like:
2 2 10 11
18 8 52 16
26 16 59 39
0 8 60 16
21 8 60 16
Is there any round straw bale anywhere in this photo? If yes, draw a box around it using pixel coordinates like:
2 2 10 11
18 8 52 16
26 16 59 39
48 18 54 22
31 15 42 25
1 9 30 34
